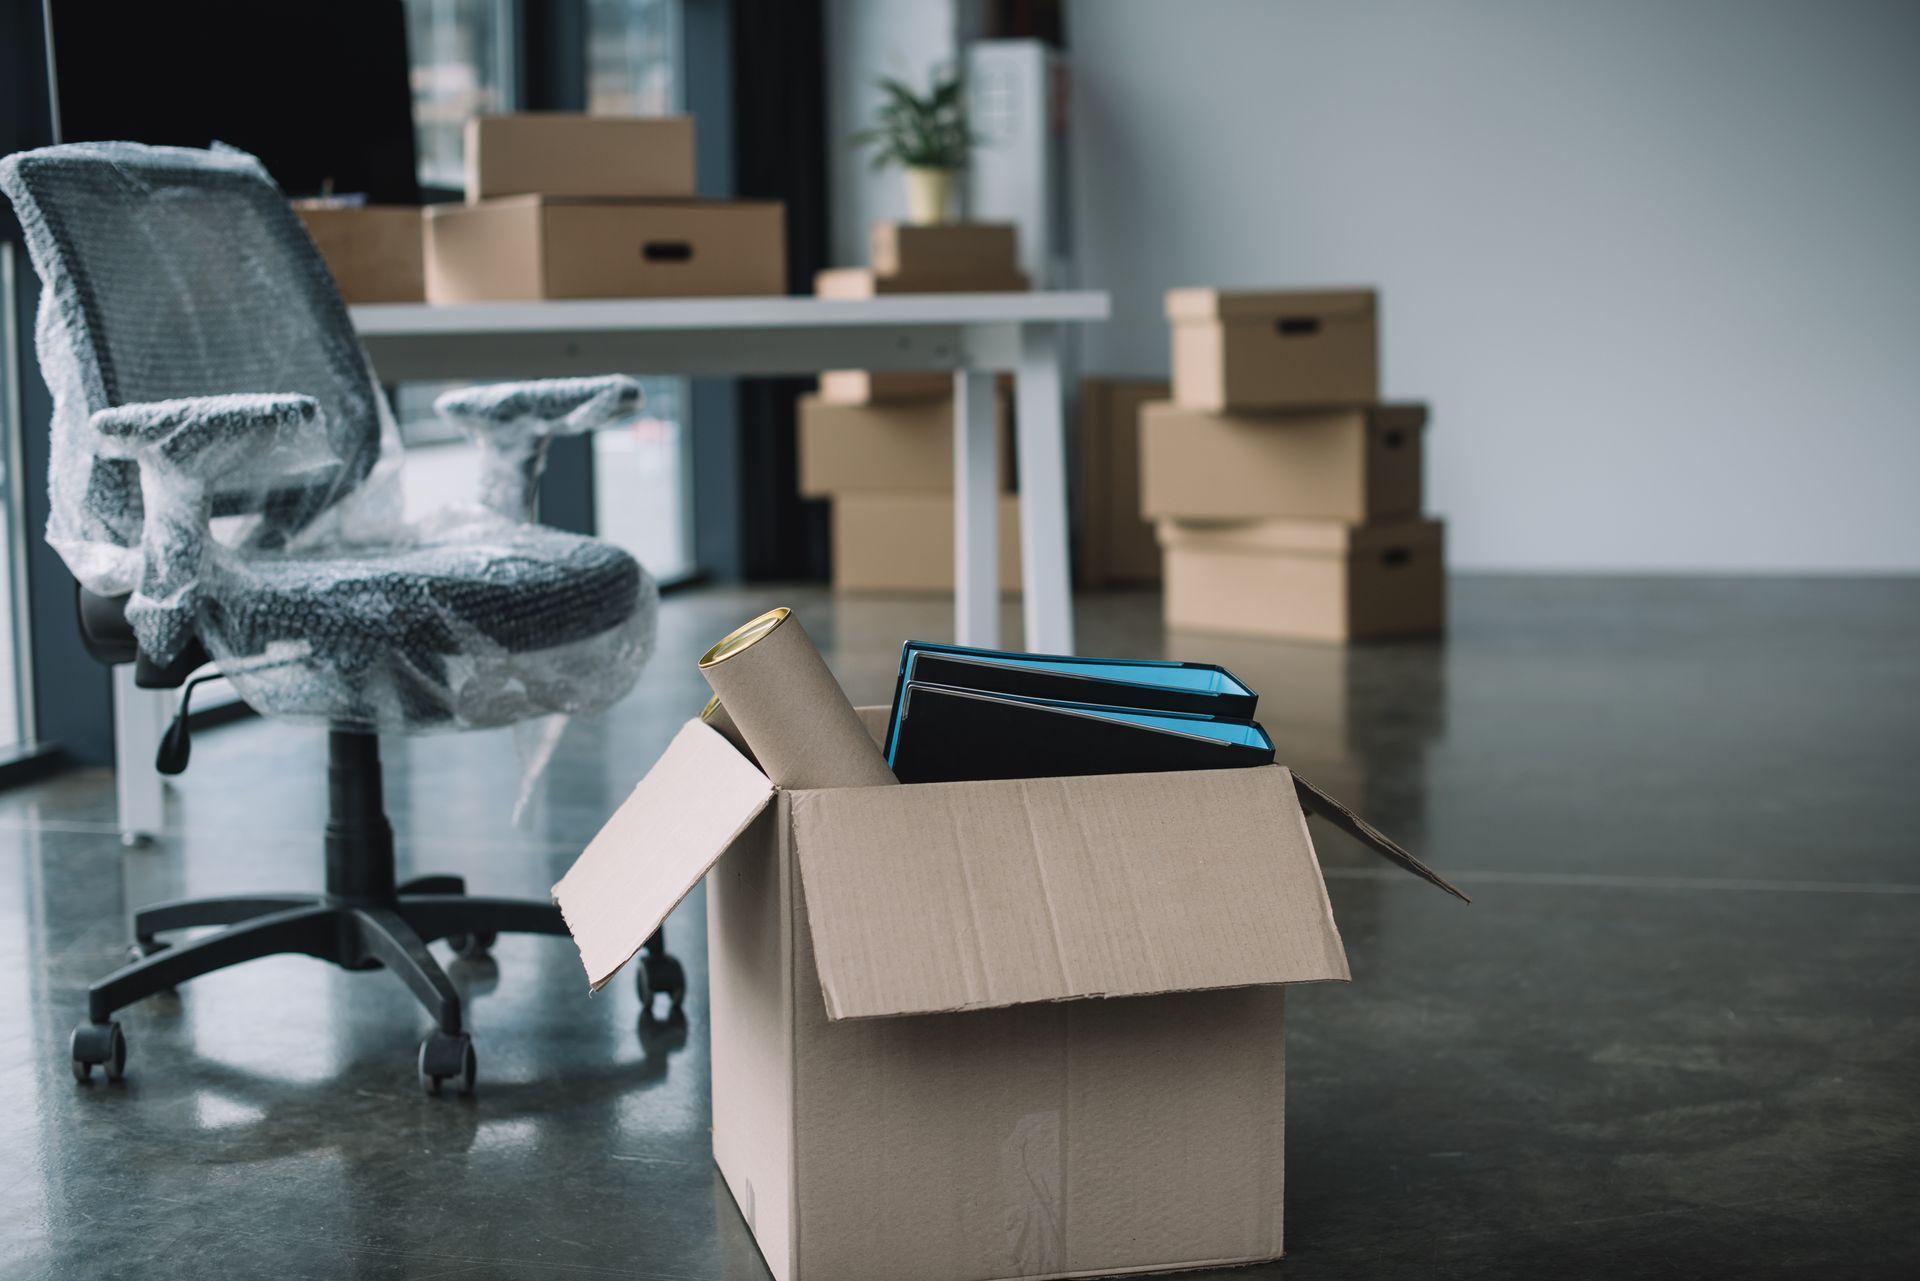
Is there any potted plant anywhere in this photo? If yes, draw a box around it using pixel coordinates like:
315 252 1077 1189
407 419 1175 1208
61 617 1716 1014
853 71 975 225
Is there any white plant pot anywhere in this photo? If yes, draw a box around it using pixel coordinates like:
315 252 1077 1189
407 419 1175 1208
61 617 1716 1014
903 167 954 225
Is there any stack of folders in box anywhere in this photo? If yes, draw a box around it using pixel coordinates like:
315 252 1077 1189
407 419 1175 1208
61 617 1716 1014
883 641 1276 785
801 223 1029 593
424 114 786 303
1144 288 1446 642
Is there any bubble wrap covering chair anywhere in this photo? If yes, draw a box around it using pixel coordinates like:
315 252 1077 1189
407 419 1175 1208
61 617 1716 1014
1 142 681 1094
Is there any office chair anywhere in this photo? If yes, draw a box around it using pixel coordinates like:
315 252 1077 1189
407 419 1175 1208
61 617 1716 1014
1 141 685 1096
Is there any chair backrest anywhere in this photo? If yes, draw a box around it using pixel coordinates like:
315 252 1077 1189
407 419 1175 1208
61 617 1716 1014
0 141 389 573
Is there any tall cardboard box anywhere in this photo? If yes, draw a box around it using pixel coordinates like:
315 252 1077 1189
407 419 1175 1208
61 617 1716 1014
1160 517 1446 642
425 198 784 302
1166 288 1378 410
555 711 1461 1281
464 113 697 202
831 493 1022 593
1076 378 1166 587
798 394 1012 496
1140 402 1426 523
292 204 424 304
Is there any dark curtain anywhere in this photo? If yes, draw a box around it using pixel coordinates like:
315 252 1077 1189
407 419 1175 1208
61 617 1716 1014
730 0 830 580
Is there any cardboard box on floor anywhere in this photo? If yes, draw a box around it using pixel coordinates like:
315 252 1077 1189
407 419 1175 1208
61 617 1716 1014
799 393 1013 496
831 492 1022 593
1167 287 1378 410
1159 516 1446 642
292 204 424 304
1077 377 1166 588
553 708 1462 1281
425 197 784 302
817 370 953 403
464 113 696 202
1140 401 1426 524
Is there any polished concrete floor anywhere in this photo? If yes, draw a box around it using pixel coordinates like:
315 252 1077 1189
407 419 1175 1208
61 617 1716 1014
2 578 1917 1279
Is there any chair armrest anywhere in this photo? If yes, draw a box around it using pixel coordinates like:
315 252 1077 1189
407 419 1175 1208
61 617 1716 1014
89 393 322 667
434 376 642 520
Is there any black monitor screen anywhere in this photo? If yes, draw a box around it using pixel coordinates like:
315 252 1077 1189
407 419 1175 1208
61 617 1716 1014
47 0 421 204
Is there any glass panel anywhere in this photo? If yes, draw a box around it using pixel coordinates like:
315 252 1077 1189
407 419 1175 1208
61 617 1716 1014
587 0 681 116
404 0 511 192
0 248 28 751
587 1 693 580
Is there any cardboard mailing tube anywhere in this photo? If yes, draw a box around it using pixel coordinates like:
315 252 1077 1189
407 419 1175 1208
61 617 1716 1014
697 607 898 789
700 694 756 765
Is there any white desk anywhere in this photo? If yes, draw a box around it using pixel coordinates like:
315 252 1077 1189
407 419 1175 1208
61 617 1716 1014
113 290 1109 842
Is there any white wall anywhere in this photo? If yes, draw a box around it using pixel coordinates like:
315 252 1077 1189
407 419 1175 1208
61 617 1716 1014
823 0 969 269
1066 0 1920 572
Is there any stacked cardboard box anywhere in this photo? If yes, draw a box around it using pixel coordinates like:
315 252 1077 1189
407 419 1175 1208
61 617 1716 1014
1146 288 1446 642
423 114 786 302
293 202 425 303
1076 378 1167 588
807 222 1029 592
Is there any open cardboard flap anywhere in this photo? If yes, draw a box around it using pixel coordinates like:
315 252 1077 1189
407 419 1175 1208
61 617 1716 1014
552 720 774 991
1292 772 1470 902
787 764 1352 1021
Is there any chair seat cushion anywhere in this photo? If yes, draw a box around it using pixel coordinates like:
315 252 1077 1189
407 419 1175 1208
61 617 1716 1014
203 521 642 661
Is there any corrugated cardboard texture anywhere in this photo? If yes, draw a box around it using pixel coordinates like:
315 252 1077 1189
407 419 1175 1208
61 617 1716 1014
1161 518 1446 642
1076 378 1166 587
708 803 797 1281
869 222 1020 282
799 393 1013 495
426 198 785 302
1166 287 1378 411
464 113 696 202
789 888 1287 1281
785 765 1348 1020
291 205 424 304
815 266 1030 299
551 720 773 990
1140 402 1425 523
831 493 1022 593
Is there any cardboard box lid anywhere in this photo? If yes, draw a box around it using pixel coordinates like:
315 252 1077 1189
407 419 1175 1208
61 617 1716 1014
1159 516 1444 556
1164 286 1377 324
552 720 775 991
555 716 1464 1002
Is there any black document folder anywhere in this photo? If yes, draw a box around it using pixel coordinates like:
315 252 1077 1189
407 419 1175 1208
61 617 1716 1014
889 684 1277 785
883 642 1258 762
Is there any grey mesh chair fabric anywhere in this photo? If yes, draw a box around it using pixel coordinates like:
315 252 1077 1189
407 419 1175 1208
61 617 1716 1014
0 141 656 732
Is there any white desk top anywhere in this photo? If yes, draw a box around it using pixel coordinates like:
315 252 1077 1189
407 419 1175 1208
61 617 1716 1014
349 291 1110 336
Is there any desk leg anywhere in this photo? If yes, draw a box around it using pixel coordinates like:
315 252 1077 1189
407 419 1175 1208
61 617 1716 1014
113 665 168 846
954 369 1001 649
1015 324 1075 654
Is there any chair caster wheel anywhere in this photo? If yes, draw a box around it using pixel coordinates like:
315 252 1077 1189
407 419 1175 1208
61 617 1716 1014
71 1020 127 1083
448 931 497 962
638 953 687 1023
419 1031 475 1097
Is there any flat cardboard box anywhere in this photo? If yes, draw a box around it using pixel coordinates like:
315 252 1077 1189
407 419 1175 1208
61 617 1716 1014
868 221 1020 283
1140 401 1426 523
464 113 696 202
1159 516 1446 642
815 266 1030 299
799 394 1013 496
817 370 955 404
1076 377 1166 587
553 709 1460 1281
425 197 785 302
832 492 1022 593
292 204 424 304
1166 287 1378 410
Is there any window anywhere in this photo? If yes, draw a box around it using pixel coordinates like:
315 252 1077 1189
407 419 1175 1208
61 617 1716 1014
404 0 514 192
0 247 31 753
587 0 695 580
